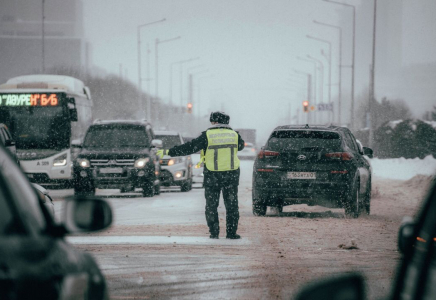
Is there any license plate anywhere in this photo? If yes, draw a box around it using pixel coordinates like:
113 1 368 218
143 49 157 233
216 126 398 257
100 168 123 174
287 172 316 179
26 173 34 178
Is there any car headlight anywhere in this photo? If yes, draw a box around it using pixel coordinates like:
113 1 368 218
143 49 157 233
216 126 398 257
135 158 150 168
168 157 185 166
77 158 90 168
53 153 67 166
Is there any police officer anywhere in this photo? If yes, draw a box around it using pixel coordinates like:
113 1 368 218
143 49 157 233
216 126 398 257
157 111 245 239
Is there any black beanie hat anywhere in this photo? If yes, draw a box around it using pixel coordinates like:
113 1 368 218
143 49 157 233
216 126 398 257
210 111 230 124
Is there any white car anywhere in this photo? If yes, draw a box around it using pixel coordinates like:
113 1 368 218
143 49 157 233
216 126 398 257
154 131 193 192
191 152 204 188
238 142 257 160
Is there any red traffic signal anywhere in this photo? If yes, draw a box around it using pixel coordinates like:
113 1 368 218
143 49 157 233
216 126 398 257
187 102 193 113
303 100 309 112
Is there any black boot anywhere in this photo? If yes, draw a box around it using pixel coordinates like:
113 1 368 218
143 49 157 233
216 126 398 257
210 233 219 239
226 233 241 239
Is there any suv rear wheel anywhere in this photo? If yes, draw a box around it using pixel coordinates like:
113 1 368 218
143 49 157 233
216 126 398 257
252 187 267 216
344 180 360 218
363 180 371 215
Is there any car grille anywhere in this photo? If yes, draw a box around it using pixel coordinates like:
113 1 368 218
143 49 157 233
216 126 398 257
90 159 135 166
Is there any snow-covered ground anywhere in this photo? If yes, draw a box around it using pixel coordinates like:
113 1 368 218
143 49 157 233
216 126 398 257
370 155 436 180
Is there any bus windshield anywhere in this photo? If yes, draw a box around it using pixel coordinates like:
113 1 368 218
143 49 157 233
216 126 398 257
0 106 70 150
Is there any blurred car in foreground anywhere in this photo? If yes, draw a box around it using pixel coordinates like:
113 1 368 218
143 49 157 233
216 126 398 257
0 143 113 299
238 142 257 160
32 183 55 218
295 177 436 300
155 130 193 192
191 152 204 188
0 123 19 165
252 125 373 218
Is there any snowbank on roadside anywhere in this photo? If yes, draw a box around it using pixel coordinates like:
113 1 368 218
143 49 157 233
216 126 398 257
370 155 436 180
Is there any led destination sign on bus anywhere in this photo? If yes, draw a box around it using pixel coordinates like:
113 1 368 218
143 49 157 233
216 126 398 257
0 93 59 107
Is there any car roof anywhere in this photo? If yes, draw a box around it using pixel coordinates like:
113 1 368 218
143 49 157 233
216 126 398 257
91 119 151 127
154 130 180 136
273 124 346 132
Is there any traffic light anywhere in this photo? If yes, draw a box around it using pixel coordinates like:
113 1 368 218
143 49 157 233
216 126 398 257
187 102 193 113
303 100 309 112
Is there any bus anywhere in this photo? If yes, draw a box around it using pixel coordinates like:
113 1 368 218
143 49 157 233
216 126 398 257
0 74 93 187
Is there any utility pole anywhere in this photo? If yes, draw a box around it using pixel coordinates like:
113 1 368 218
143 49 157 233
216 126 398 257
369 0 377 147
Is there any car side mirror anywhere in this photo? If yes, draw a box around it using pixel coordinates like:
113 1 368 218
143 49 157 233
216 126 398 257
151 139 163 148
63 197 112 233
363 147 373 158
70 108 78 122
398 216 415 255
295 273 365 300
4 139 15 147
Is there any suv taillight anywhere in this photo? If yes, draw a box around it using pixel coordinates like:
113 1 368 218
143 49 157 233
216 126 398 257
325 152 353 161
258 150 280 159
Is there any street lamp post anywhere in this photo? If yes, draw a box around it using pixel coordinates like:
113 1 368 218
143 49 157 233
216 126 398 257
306 35 332 117
313 20 342 125
137 18 165 119
155 36 181 102
324 0 356 129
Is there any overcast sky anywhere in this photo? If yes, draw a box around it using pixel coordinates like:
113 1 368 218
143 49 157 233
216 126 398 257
82 0 436 143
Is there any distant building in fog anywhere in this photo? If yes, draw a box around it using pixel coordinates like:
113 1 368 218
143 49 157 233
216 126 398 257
0 0 90 84
376 0 436 116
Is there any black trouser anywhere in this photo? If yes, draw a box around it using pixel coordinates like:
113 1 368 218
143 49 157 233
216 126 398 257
205 184 239 235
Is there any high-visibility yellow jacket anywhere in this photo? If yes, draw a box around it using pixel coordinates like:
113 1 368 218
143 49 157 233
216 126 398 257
205 128 240 171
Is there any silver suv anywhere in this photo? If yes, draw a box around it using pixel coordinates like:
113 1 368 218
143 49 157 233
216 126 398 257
154 131 193 192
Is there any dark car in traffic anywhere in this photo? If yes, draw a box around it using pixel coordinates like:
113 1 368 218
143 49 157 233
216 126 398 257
252 125 373 218
0 142 113 299
73 120 162 197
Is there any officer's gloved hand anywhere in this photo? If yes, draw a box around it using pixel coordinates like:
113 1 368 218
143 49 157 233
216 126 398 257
157 149 169 159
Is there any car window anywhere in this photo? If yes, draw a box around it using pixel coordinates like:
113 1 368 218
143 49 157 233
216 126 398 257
343 132 358 152
155 135 182 148
84 126 150 148
267 131 342 152
0 147 46 235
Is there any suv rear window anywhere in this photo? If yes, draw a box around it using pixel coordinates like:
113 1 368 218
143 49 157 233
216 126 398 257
267 130 342 151
155 135 181 148
84 125 149 148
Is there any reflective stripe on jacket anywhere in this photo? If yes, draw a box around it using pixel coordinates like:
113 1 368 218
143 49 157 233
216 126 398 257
205 129 240 171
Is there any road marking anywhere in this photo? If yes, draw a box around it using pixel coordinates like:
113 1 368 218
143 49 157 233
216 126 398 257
67 235 251 245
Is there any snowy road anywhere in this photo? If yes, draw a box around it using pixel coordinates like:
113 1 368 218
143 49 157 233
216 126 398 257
50 159 435 299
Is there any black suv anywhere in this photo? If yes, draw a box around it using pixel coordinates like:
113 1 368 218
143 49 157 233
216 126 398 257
73 120 162 197
252 125 373 218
